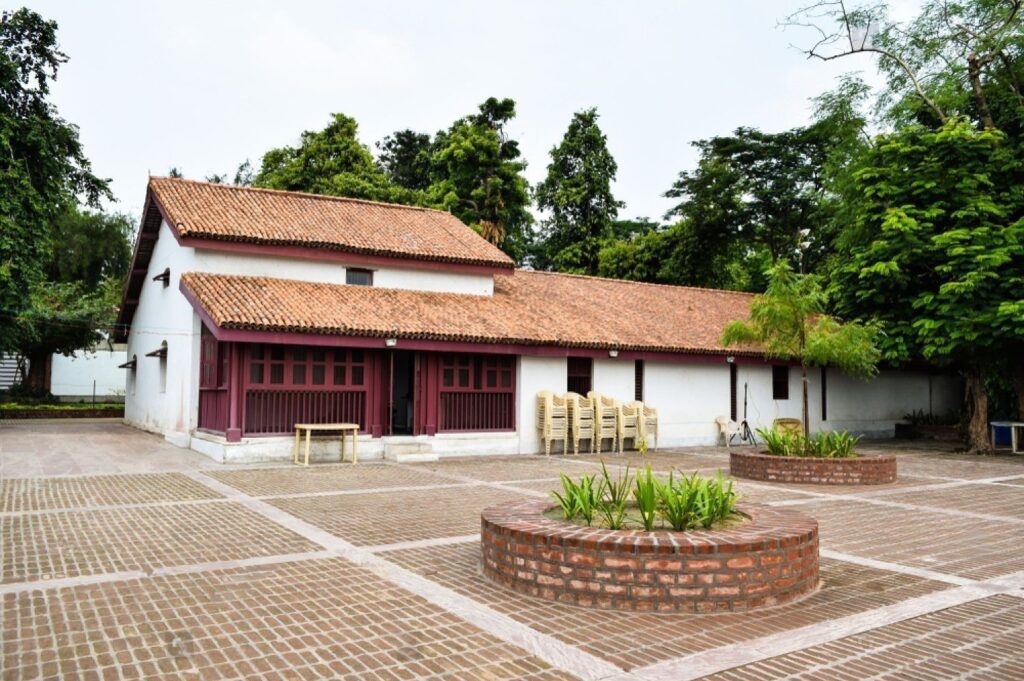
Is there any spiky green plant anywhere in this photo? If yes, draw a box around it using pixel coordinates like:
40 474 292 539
633 464 658 531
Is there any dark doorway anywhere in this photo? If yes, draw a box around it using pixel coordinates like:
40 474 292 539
390 350 416 434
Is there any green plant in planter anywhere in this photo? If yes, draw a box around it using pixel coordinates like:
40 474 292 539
694 472 737 528
633 464 658 531
596 462 632 530
552 474 581 520
757 427 859 458
657 471 699 531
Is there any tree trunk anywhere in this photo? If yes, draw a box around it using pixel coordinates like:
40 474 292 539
22 351 53 394
968 53 996 130
963 366 990 453
801 365 810 438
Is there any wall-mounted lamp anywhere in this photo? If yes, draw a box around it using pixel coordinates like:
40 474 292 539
726 356 735 364
608 349 619 358
384 338 398 348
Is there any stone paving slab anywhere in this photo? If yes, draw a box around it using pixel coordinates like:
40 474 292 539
811 499 1024 580
206 463 454 497
703 594 1024 680
413 456 608 482
265 486 536 547
1 502 319 584
0 472 223 513
378 543 949 671
750 474 947 496
1 557 572 681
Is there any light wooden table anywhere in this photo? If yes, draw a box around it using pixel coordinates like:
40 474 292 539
292 423 360 466
990 421 1024 454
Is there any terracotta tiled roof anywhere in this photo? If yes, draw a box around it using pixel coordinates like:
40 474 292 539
181 270 758 355
148 177 514 269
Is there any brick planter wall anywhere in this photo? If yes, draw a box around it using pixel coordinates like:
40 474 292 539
480 500 818 612
730 450 897 485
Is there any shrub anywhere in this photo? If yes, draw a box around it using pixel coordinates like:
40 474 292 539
757 427 859 458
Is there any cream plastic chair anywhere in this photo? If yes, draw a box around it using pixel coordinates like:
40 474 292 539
587 391 618 453
565 392 596 455
715 416 740 446
629 401 659 450
773 418 802 435
616 399 642 454
536 390 568 456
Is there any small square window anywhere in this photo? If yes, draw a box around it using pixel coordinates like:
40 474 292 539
346 268 373 286
352 366 364 385
249 364 264 384
772 365 790 400
333 365 347 385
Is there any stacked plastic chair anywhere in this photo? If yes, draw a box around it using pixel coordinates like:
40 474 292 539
564 392 597 455
587 391 619 453
536 390 568 456
629 401 659 450
616 399 642 454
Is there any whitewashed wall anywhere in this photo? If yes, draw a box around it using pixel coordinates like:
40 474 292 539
51 348 128 400
124 221 201 446
644 361 731 446
194 249 494 295
517 355 568 454
592 357 634 399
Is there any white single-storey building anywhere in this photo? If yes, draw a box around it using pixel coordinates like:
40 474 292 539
116 177 961 463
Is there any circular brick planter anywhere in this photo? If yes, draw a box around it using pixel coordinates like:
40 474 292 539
730 450 897 485
480 500 818 612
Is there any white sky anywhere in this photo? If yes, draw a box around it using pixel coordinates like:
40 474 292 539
30 0 919 222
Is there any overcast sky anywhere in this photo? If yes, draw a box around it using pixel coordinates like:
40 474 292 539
32 0 918 221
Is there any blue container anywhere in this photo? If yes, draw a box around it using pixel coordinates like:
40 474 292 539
992 424 1012 447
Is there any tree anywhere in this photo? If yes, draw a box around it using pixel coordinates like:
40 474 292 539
377 129 433 191
253 113 422 204
533 108 624 274
664 125 836 273
427 97 533 261
830 120 1024 450
1 8 110 389
785 0 1024 129
723 260 881 437
48 209 133 290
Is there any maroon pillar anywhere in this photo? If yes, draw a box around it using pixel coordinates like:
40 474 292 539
226 343 243 442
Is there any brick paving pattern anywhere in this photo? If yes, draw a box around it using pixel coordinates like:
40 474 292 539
265 485 536 546
0 473 223 512
705 595 1024 680
808 500 1024 580
206 463 452 497
2 557 571 680
2 424 1023 680
2 502 319 583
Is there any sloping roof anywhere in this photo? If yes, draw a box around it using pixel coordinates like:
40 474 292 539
148 176 514 269
181 270 758 355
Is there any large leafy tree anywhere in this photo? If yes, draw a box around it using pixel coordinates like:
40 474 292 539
831 120 1024 450
723 260 881 436
427 97 532 262
664 125 837 274
533 108 623 274
1 8 112 390
253 113 423 204
377 129 433 191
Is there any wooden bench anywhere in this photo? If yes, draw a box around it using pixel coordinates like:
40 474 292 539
292 423 360 466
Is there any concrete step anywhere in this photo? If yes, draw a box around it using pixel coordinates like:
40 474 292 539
383 440 438 463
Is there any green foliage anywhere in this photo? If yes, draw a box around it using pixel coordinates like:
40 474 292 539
633 464 658 531
48 208 133 290
377 129 433 191
253 113 424 205
0 8 110 354
427 97 533 261
756 428 860 458
533 108 623 274
831 120 1024 369
551 467 739 531
723 260 881 379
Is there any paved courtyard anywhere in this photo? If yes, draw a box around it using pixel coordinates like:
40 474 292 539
2 421 1024 680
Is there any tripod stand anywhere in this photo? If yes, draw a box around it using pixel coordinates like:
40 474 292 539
737 382 755 444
